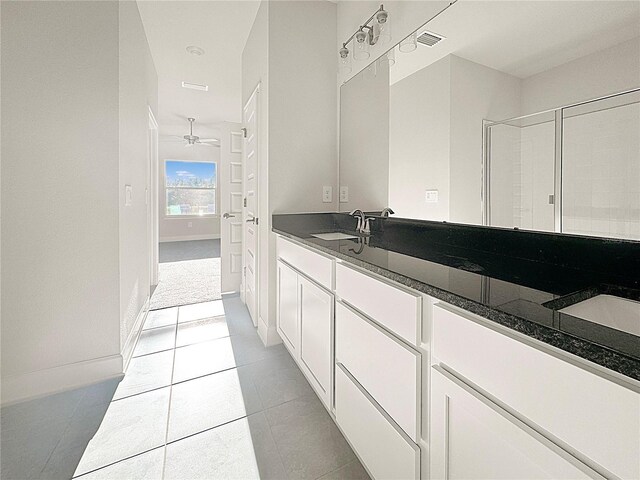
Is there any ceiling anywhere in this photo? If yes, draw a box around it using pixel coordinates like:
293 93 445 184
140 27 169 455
137 0 260 135
390 0 640 85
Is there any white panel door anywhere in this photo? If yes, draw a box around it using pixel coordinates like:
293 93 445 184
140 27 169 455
276 260 299 355
299 276 333 408
430 366 600 480
220 122 243 293
243 85 259 326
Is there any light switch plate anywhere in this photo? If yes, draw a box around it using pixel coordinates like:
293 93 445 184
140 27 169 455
322 186 333 203
339 186 349 203
125 185 132 206
425 189 439 203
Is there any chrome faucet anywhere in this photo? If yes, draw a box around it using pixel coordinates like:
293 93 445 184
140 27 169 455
350 209 376 235
349 209 365 232
381 207 395 217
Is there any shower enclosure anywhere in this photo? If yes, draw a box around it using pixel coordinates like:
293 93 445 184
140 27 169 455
484 88 640 241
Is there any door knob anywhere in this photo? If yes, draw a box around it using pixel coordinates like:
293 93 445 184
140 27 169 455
222 212 235 219
246 216 258 225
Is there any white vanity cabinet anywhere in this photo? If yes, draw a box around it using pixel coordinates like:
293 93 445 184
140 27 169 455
431 303 640 480
276 237 334 409
276 260 299 353
430 366 599 480
335 263 425 480
299 275 333 404
274 234 639 480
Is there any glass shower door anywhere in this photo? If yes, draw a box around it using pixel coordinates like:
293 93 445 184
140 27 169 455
486 111 556 231
562 91 640 240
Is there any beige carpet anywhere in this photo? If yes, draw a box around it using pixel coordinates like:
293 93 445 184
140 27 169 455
150 258 222 310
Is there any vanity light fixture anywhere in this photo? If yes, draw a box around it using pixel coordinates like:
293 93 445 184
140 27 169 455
339 4 390 68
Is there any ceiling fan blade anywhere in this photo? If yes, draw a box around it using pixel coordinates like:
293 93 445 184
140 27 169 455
199 138 220 143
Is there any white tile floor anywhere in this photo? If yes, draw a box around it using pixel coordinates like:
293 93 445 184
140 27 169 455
0 296 369 480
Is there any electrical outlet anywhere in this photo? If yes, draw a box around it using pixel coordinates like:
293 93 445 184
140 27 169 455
322 186 333 203
339 186 349 203
125 185 132 206
425 189 439 203
188 221 193 228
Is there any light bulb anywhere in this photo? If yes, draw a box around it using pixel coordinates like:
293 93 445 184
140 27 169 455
399 31 417 53
353 29 370 61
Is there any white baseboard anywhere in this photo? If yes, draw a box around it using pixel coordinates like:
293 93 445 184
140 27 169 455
121 297 149 372
159 234 220 242
258 316 282 347
1 355 123 406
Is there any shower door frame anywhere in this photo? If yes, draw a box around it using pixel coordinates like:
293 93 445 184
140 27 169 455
482 87 640 233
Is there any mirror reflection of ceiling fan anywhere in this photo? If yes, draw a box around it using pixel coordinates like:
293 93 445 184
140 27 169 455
161 117 220 147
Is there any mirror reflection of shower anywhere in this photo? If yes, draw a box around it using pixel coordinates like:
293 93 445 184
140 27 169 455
484 88 640 241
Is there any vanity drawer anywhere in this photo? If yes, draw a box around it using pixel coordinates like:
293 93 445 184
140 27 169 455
432 303 640 480
336 301 420 441
277 236 333 290
335 365 419 480
335 262 421 345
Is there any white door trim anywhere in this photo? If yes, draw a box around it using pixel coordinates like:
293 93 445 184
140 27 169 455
148 106 159 288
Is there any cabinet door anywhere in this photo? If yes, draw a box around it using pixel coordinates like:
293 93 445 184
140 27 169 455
299 275 333 408
430 366 601 480
276 260 299 355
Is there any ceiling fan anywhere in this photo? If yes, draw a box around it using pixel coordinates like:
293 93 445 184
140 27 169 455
162 117 219 147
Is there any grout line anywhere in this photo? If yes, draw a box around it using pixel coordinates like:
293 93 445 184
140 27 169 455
160 311 181 480
72 445 165 479
134 315 262 360
111 384 172 403
164 414 251 446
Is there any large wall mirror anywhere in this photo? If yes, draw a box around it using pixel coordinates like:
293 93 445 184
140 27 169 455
339 0 640 240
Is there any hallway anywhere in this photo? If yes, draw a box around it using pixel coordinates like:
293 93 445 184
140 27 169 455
1 297 368 479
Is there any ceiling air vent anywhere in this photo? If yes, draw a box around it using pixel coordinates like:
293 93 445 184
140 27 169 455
417 31 444 47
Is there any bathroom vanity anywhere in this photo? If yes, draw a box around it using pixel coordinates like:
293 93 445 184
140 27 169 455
271 213 639 480
266 2 640 478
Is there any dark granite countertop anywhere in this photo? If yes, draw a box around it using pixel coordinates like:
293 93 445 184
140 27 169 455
272 213 640 381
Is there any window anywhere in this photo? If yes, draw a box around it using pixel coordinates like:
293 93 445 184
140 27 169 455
165 160 216 216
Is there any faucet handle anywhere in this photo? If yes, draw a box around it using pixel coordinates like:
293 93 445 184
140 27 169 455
363 217 376 235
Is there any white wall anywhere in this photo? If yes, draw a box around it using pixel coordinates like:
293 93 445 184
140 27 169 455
158 142 221 242
270 1 338 215
118 0 159 354
389 56 450 220
521 37 640 115
1 1 157 404
1 1 120 402
341 60 390 212
242 0 337 346
449 55 521 224
387 55 521 223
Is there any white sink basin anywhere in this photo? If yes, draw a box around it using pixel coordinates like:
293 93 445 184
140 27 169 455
311 232 359 241
560 294 640 336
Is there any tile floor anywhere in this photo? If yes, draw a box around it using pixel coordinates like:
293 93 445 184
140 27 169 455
1 296 369 480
